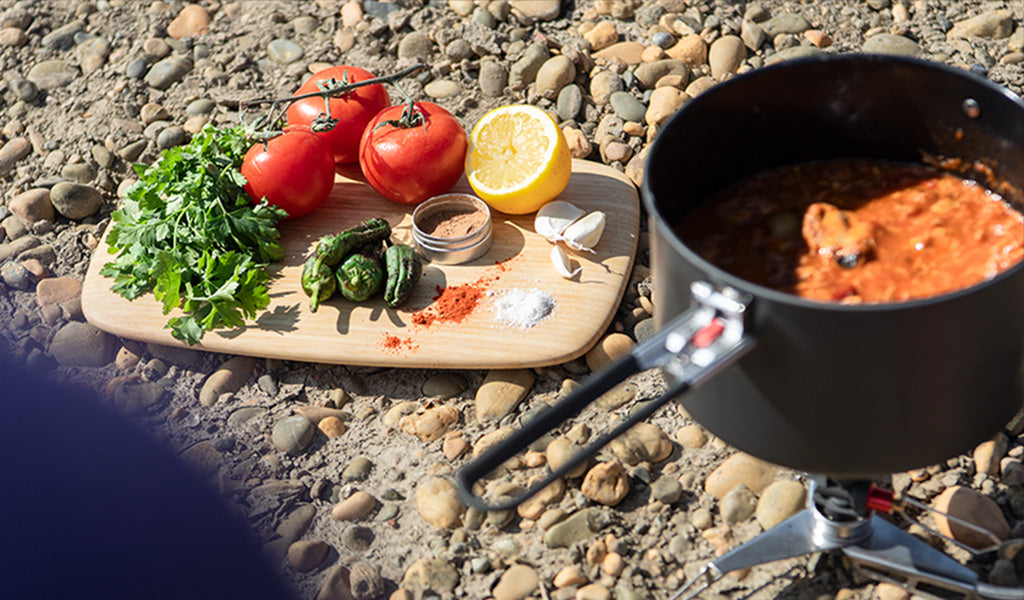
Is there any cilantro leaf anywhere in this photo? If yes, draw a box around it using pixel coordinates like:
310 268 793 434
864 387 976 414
102 124 287 345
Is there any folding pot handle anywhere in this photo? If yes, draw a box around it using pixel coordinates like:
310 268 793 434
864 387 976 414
455 281 756 513
455 353 644 512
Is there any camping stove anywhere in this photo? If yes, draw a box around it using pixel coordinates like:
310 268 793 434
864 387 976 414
671 477 1024 600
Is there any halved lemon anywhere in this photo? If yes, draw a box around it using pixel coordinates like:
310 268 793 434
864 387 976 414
465 104 572 215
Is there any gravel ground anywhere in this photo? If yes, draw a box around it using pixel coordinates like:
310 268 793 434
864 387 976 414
1 1 1023 599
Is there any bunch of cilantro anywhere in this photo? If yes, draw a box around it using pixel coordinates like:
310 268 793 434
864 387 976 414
100 124 288 345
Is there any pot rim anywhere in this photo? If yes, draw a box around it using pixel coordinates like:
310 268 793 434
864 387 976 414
642 53 1024 313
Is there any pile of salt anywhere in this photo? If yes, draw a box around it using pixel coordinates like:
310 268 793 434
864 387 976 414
490 288 555 329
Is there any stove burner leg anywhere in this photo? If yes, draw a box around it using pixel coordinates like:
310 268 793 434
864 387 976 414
669 478 1023 600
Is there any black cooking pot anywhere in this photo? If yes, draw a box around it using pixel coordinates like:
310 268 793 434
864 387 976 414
457 55 1024 511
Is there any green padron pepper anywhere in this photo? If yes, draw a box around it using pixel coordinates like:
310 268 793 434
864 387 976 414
336 247 385 302
383 243 422 308
301 255 336 312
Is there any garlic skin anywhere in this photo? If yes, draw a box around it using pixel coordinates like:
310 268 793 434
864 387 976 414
551 243 581 279
534 200 585 243
561 210 606 252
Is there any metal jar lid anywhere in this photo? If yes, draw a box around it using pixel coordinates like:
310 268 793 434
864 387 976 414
411 193 493 265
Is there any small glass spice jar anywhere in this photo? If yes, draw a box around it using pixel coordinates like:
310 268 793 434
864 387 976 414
412 193 493 265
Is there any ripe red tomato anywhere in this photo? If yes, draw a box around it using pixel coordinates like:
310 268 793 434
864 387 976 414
358 102 468 205
285 65 390 165
241 125 335 219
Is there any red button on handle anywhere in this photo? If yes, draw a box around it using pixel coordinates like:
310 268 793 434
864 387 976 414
693 319 725 348
866 484 895 513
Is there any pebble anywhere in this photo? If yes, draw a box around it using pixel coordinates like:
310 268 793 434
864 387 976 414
41 21 83 50
415 476 463 529
509 0 561 23
401 558 459 595
645 86 690 127
341 1 363 28
756 479 807 529
424 78 460 99
932 485 1010 549
479 60 508 97
875 582 910 600
76 36 110 74
553 565 587 588
199 356 254 406
761 12 812 36
332 490 377 521
704 452 778 499
666 34 707 68
9 78 38 104
315 564 354 600
708 35 746 79
650 474 683 504
112 381 168 415
48 321 112 366
509 43 549 90
546 437 589 478
584 21 618 51
611 422 672 464
400 404 459 441
340 525 374 552
166 4 211 38
398 31 434 61
974 434 1008 476
741 19 766 50
0 235 40 263
544 507 611 548
442 433 469 459
517 474 566 520
144 57 192 90
563 126 592 158
343 456 374 481
593 41 645 65
721 484 758 524
989 559 1018 587
556 83 584 120
764 45 824 64
589 70 624 105
634 59 688 90
595 380 637 410
267 39 304 64
0 27 28 46
1 261 33 290
609 91 646 122
577 583 611 600
287 539 329 572
581 460 630 506
674 424 708 448
10 189 54 224
535 54 576 100
318 416 346 437
475 368 535 419
492 564 539 600
272 415 316 456
0 137 31 177
861 33 923 57
947 10 1014 40
62 162 97 183
585 333 634 372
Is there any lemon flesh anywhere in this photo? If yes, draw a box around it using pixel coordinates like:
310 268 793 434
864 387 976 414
465 105 571 215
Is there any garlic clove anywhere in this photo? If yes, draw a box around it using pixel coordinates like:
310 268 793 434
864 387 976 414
562 210 606 252
551 243 581 279
534 200 586 243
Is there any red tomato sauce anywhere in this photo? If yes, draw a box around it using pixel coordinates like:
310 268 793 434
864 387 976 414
676 159 1024 303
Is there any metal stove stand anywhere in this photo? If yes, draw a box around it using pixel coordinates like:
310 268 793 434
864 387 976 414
671 477 1024 600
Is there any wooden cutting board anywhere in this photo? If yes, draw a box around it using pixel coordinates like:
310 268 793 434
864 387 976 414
81 159 640 369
